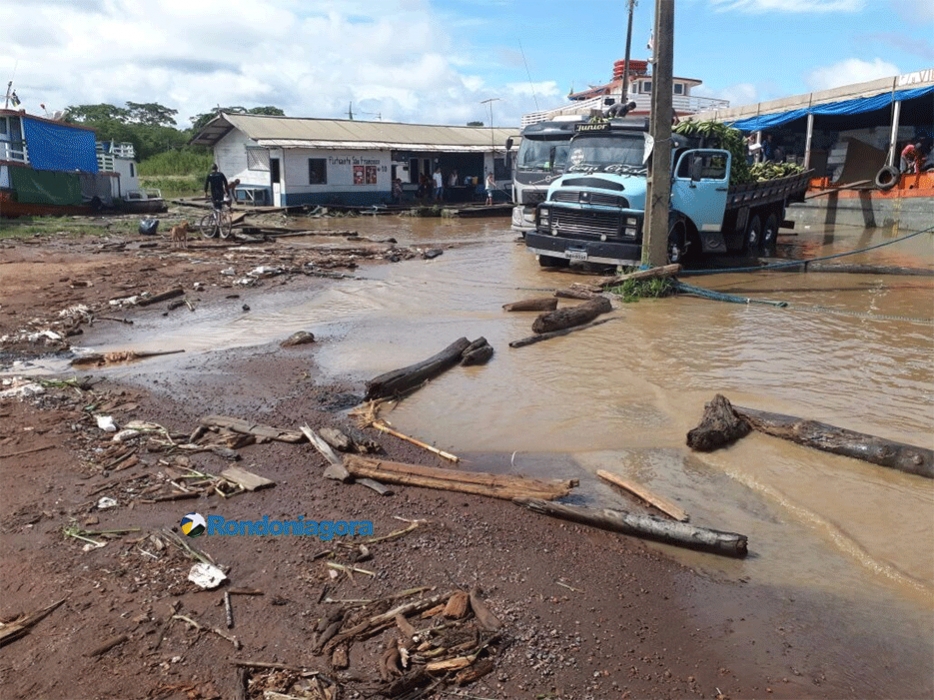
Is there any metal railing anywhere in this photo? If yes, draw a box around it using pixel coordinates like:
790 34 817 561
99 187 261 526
0 140 28 163
522 92 731 126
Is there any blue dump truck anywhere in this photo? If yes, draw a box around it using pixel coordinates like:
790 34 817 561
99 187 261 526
524 119 812 267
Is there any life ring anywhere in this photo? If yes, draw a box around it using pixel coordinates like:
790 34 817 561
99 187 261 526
874 165 900 191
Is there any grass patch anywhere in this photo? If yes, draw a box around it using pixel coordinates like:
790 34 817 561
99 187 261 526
138 174 203 199
139 149 213 177
610 276 675 303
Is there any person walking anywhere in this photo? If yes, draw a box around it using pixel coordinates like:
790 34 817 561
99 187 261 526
485 172 495 206
432 167 444 201
204 164 230 211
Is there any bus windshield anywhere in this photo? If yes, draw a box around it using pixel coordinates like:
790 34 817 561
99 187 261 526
566 135 646 172
516 137 571 172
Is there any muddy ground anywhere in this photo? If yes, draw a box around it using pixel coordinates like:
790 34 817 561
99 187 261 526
1 217 930 700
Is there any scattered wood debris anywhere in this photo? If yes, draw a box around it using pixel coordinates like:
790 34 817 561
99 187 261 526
0 598 67 647
597 469 689 522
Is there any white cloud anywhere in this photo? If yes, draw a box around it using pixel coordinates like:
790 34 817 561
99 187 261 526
710 0 864 11
693 82 760 108
891 0 934 22
504 81 561 98
0 0 539 128
805 58 900 91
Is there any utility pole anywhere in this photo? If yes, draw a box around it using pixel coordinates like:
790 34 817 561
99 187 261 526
480 97 501 167
642 0 674 267
621 0 637 104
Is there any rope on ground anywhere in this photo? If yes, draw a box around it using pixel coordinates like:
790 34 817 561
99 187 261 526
673 281 933 324
678 225 934 278
672 281 789 307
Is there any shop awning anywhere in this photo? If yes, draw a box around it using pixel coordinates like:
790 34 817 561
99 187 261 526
730 85 934 132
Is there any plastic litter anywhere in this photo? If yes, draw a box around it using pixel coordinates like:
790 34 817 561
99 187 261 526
188 562 227 589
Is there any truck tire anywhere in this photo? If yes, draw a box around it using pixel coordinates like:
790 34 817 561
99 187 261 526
744 214 762 253
874 165 900 191
539 254 570 269
667 222 687 264
761 212 780 251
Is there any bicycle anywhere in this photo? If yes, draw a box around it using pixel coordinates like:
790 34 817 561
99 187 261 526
199 200 233 239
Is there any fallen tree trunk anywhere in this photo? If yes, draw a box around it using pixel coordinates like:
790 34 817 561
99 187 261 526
460 337 494 366
510 318 614 348
201 415 305 443
595 263 682 289
343 455 575 501
532 296 612 334
554 288 596 300
686 394 751 452
365 337 472 400
502 297 558 312
515 498 748 558
733 405 934 479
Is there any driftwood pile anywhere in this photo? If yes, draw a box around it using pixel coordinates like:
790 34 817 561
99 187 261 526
687 394 933 479
506 293 616 348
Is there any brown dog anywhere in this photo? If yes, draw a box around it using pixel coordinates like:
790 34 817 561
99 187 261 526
169 221 190 249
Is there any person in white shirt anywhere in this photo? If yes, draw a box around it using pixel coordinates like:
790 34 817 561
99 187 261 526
433 167 444 201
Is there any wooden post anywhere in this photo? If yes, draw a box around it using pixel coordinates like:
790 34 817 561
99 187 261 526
642 0 674 268
804 113 815 169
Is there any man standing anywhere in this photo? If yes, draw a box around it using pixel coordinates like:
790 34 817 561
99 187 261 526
204 164 230 210
432 167 444 201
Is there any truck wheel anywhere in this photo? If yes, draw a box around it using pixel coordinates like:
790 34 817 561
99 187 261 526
745 215 762 253
761 213 780 251
539 255 570 269
667 224 687 264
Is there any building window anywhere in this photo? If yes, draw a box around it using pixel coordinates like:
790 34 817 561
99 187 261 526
0 118 6 135
309 158 327 185
247 147 270 171
129 162 135 177
674 83 684 95
642 81 652 94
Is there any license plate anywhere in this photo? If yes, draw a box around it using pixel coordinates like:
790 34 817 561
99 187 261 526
566 249 588 261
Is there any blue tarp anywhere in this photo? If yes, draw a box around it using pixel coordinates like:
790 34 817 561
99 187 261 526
22 117 99 173
730 85 934 132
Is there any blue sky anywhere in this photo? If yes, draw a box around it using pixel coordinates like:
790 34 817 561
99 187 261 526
1 0 931 129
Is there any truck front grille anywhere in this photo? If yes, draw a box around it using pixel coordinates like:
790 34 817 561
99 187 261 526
521 190 546 205
550 209 622 238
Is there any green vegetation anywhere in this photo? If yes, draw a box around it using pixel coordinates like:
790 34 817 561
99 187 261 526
137 174 205 199
138 149 213 176
610 276 675 303
673 119 751 186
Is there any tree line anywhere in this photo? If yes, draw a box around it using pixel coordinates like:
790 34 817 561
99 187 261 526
63 102 285 163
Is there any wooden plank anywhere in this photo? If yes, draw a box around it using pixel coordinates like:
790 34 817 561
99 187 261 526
595 263 681 289
221 466 275 492
201 415 304 443
597 469 689 522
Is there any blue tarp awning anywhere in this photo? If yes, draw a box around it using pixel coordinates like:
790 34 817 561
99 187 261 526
22 117 99 173
730 85 934 132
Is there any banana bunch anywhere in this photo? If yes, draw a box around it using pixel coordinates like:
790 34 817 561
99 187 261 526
674 119 751 186
749 162 805 182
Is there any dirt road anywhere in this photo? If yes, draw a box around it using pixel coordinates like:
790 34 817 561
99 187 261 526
1 223 930 699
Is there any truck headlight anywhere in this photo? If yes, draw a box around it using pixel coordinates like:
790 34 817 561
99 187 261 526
539 208 550 226
624 227 637 237
626 217 638 226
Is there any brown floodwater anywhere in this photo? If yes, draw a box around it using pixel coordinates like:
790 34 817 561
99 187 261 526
53 216 934 640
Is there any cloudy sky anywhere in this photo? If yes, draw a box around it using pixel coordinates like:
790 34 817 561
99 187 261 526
2 0 932 129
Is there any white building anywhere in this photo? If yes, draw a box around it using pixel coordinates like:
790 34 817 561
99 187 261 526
191 113 521 207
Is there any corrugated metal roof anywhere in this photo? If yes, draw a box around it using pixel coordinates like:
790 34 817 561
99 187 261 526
191 113 520 150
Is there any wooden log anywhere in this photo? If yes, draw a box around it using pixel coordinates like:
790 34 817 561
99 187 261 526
343 455 575 501
300 425 352 482
510 318 614 349
733 405 934 479
515 498 748 558
554 288 596 300
532 296 612 334
686 394 751 452
503 297 559 312
595 263 682 289
443 591 469 619
597 469 689 522
137 287 185 307
365 337 472 400
460 337 493 366
201 415 304 443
